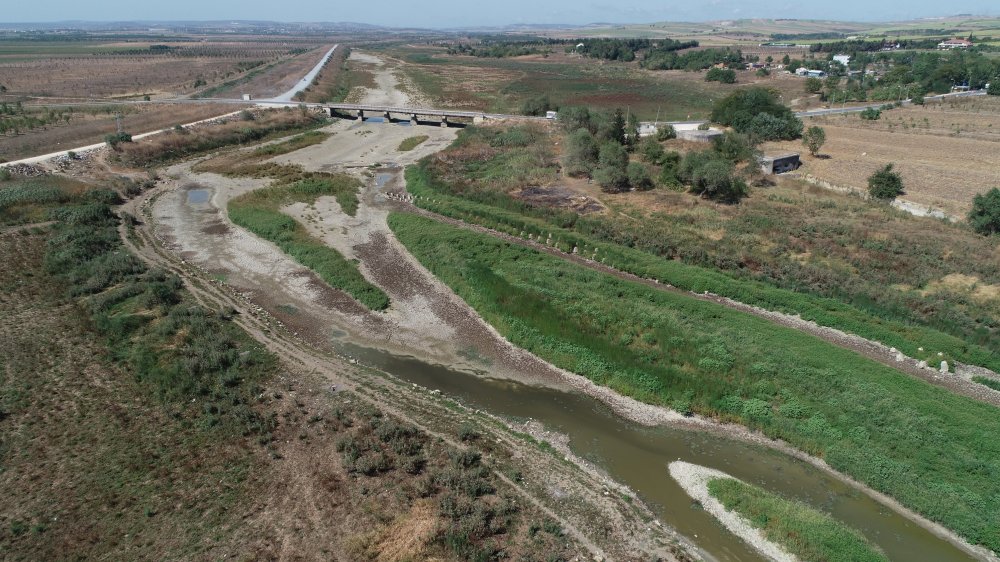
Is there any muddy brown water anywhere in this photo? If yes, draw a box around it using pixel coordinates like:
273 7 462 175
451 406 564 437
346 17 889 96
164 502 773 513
338 342 977 562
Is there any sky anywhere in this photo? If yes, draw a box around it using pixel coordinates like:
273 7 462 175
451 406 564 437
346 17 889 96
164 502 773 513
3 0 999 28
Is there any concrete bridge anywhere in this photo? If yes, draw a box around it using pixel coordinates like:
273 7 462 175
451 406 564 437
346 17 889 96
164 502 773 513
325 103 543 127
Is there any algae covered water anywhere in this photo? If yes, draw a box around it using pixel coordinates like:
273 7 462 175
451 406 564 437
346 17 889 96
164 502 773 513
339 342 977 562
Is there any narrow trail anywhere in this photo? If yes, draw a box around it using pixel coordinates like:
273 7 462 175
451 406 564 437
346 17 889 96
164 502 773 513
389 200 1000 409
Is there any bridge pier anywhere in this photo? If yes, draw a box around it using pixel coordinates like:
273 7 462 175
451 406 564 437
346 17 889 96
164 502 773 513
356 109 364 122
440 115 449 128
383 110 392 123
410 114 418 126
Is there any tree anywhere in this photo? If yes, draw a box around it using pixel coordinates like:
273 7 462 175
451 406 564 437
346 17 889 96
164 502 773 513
655 124 676 141
802 126 826 156
782 54 791 66
598 108 627 144
521 95 556 116
968 188 1000 235
625 111 641 150
746 112 802 142
594 141 629 192
860 107 881 121
593 165 628 192
598 141 628 170
105 132 133 149
706 67 737 83
867 163 904 200
690 159 748 203
0 85 6 93
989 82 1000 96
712 131 757 163
639 136 666 164
711 87 802 140
657 151 682 188
564 128 599 176
804 77 823 94
627 162 654 190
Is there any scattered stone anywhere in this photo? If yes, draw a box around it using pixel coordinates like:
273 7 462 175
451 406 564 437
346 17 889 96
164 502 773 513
940 361 949 374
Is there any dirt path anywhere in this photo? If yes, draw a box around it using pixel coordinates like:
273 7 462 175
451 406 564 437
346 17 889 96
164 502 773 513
346 51 415 107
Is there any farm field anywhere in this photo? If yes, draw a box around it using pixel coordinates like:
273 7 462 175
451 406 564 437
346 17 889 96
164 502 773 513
0 35 328 99
0 102 241 162
766 96 1000 216
379 45 744 120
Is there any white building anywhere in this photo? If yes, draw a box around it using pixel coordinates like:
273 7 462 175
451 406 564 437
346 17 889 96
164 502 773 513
833 54 851 66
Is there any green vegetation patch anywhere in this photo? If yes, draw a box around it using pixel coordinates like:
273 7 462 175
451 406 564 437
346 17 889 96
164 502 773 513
389 211 1000 552
973 376 1000 392
228 177 389 311
252 130 331 157
707 478 888 562
405 125 1000 372
397 135 430 152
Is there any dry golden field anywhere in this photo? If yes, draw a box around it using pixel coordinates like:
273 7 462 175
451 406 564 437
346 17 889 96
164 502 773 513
765 97 1000 216
0 103 242 162
0 37 328 99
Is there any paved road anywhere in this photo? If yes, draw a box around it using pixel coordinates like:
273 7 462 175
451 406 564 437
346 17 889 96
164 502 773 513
265 44 339 103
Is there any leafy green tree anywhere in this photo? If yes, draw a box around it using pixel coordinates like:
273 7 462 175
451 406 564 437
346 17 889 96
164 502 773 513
657 151 682 188
711 87 803 140
598 108 627 144
690 159 748 203
521 95 557 116
706 67 737 83
639 136 666 164
655 124 677 141
989 82 1000 96
594 165 628 192
625 111 641 150
594 141 629 192
967 188 1000 235
802 126 826 156
782 54 791 65
746 112 802 142
627 162 654 190
558 106 595 133
598 140 628 170
860 107 881 120
564 128 599 176
804 77 823 94
712 131 758 163
867 163 904 200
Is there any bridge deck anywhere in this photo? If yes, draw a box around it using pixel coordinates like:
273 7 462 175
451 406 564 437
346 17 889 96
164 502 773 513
325 103 542 120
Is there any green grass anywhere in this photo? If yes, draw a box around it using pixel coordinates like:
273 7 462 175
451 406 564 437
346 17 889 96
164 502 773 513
973 376 1000 392
403 126 1000 373
228 177 389 311
252 130 331 157
382 44 729 119
389 211 1000 552
706 478 888 562
398 135 429 152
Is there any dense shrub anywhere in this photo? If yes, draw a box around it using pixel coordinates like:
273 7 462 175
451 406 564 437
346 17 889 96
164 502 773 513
867 164 904 200
860 107 881 121
706 67 737 83
627 162 654 191
968 188 1000 235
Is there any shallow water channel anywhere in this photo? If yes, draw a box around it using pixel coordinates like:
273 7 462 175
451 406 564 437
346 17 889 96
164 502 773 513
338 342 976 562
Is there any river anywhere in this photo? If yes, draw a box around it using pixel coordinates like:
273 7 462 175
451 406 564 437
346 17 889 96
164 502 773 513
338 341 977 562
